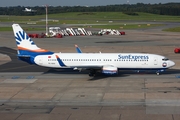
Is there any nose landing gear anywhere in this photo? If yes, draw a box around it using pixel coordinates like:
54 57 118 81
156 69 165 75
156 72 160 75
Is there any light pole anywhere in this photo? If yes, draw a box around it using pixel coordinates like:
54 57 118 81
43 5 49 36
45 5 48 36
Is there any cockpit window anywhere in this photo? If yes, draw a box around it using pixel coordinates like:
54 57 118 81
162 58 169 61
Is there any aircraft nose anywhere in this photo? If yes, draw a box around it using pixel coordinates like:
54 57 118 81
170 60 175 67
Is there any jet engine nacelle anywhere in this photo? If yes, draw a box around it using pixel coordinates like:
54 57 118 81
102 65 118 75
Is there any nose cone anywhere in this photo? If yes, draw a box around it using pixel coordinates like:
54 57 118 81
170 60 175 67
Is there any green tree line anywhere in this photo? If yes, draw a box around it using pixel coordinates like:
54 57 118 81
0 3 180 16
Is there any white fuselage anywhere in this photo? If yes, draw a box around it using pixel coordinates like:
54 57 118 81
34 53 175 70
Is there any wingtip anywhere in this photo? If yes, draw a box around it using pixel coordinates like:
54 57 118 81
75 44 78 47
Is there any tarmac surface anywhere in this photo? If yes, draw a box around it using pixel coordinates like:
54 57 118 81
0 23 180 120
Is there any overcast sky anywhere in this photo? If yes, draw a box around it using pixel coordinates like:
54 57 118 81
1 0 179 7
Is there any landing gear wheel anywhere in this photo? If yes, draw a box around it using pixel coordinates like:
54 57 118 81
156 72 160 75
89 72 96 77
89 69 96 77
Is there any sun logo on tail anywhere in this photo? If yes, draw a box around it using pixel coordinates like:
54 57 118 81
15 31 35 45
12 24 52 54
15 30 40 50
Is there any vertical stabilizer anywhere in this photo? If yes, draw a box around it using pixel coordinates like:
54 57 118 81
12 24 53 56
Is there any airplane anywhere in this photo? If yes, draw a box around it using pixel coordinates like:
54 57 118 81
12 24 175 77
23 8 37 12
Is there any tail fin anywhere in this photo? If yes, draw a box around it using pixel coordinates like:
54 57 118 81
12 24 53 56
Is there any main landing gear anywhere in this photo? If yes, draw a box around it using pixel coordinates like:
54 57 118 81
89 69 96 77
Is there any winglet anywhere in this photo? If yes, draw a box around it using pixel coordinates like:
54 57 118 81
75 44 82 53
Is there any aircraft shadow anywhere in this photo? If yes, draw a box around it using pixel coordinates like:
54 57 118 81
44 68 131 80
0 47 49 72
45 68 180 74
88 74 130 81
